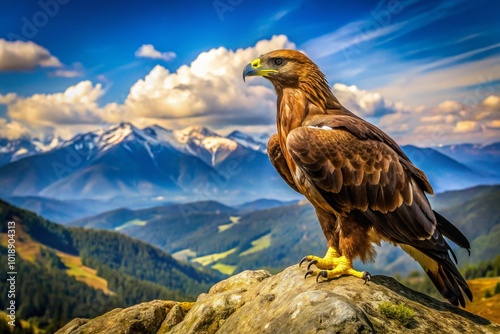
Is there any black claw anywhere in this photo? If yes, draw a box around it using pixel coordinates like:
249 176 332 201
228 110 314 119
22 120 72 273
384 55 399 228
363 271 371 284
305 270 314 279
299 257 308 267
307 260 318 271
316 270 327 283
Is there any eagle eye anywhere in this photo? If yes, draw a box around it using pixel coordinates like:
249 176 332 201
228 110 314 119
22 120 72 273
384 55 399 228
274 58 284 66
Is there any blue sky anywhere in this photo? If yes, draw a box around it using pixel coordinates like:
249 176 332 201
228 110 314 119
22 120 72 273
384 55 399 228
0 0 499 145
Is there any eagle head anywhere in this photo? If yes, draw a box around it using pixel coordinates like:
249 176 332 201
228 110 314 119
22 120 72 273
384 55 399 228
242 49 321 88
243 49 335 109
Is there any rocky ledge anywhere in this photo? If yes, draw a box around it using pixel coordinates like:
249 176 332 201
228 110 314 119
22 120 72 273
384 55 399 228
56 265 500 334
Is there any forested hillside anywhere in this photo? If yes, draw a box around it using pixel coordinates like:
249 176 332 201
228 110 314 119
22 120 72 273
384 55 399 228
69 186 500 277
0 200 223 333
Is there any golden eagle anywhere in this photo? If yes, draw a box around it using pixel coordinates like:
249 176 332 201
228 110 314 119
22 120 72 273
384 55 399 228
243 49 472 307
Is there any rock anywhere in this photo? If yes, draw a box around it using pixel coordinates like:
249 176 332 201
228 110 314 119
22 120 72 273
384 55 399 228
57 265 500 334
170 270 271 334
56 300 178 334
158 302 194 333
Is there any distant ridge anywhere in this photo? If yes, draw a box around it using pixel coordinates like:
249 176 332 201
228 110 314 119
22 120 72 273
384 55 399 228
68 186 500 277
0 124 498 215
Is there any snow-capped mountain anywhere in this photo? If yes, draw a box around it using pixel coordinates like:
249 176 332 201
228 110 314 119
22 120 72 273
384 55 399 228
139 124 288 199
144 125 240 167
1 122 497 206
226 130 268 153
0 123 296 202
0 136 61 167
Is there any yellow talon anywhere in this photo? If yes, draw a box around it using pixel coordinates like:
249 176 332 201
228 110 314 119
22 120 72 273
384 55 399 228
299 247 341 269
300 247 371 284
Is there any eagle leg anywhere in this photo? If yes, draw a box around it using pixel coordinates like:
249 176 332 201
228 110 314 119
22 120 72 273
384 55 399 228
300 247 371 284
299 247 341 269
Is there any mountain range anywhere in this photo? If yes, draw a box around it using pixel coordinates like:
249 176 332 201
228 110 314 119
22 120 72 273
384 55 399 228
68 185 500 277
0 123 295 207
0 123 499 223
434 142 500 175
0 136 61 167
401 145 500 192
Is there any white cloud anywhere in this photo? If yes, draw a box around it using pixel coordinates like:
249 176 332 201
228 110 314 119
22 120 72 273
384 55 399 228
0 36 294 139
0 39 62 71
49 62 85 78
0 93 17 104
377 52 500 106
0 119 30 139
333 83 407 117
50 69 83 78
377 94 500 145
435 100 462 114
454 120 481 133
8 81 104 126
126 35 295 127
4 81 129 139
476 94 500 121
483 95 500 108
1 35 497 146
486 120 500 129
135 44 177 61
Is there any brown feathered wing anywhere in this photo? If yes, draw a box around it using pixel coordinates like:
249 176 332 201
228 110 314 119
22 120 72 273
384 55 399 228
268 134 300 193
285 116 472 307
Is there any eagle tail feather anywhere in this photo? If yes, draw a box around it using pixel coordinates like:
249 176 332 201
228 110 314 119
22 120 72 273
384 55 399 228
401 245 472 307
424 260 471 307
434 210 471 255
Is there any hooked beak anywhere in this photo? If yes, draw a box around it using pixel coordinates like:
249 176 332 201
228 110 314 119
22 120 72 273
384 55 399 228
242 58 278 82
